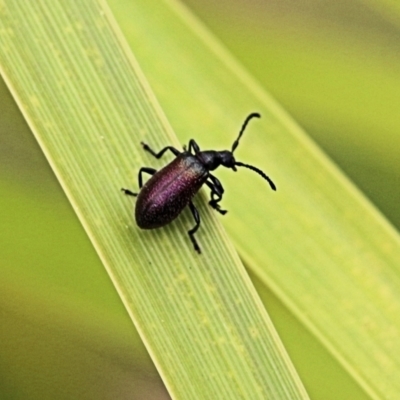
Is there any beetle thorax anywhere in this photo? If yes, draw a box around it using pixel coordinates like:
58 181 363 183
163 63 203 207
197 150 235 171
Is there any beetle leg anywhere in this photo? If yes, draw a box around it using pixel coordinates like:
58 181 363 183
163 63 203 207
121 167 157 196
121 188 138 197
188 201 201 254
141 142 180 158
187 139 201 154
205 175 227 215
137 167 157 188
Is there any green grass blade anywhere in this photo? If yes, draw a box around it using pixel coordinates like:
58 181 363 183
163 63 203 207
110 0 400 398
0 0 308 399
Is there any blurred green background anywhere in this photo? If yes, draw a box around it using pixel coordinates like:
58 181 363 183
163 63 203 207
1 0 398 399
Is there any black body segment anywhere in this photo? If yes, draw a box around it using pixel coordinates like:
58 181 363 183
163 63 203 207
121 112 276 253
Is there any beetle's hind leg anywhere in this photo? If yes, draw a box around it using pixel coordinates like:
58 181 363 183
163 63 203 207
141 142 181 159
188 201 201 254
137 167 157 188
121 188 138 197
121 167 157 196
206 175 227 215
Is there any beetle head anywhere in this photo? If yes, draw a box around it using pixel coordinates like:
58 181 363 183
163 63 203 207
219 150 236 170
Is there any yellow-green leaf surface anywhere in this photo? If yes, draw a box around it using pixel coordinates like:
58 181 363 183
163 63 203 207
109 0 400 399
363 0 400 29
0 0 308 399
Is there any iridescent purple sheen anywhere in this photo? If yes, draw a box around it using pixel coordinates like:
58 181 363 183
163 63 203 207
135 153 207 229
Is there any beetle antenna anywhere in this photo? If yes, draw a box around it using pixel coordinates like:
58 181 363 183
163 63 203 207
235 161 276 191
231 112 261 153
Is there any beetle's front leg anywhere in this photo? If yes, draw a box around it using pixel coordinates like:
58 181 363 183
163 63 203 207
141 142 180 159
206 175 227 215
187 139 201 154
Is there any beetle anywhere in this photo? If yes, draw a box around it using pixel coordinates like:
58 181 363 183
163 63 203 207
121 112 276 254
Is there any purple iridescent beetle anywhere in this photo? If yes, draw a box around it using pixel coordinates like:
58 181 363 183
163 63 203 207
122 113 276 253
